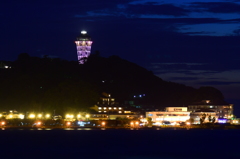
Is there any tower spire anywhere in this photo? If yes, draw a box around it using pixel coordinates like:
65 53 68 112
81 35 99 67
75 30 93 64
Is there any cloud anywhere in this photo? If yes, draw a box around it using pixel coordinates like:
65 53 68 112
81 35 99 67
190 2 240 13
125 3 190 16
233 28 240 36
197 81 240 85
168 77 201 81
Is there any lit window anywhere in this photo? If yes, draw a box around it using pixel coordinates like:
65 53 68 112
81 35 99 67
104 107 106 110
98 111 102 113
114 107 117 110
118 111 122 113
98 107 102 110
119 107 122 110
108 107 112 109
104 111 106 113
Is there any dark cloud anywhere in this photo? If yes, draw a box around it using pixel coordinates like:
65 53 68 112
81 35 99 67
125 3 189 16
168 77 201 81
182 31 216 35
190 2 240 13
197 81 240 85
233 28 240 36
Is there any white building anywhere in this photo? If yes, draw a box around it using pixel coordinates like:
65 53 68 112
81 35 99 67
146 107 190 125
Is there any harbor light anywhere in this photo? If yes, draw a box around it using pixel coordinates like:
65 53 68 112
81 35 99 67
19 114 24 119
66 114 74 119
29 114 35 119
45 114 50 118
66 122 71 126
102 122 105 126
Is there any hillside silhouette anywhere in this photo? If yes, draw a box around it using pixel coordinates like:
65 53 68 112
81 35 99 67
0 53 226 113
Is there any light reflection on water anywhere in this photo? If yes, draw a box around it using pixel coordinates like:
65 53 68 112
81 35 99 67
77 128 92 130
64 128 75 130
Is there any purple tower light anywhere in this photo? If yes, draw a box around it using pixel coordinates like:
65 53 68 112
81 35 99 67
75 31 93 64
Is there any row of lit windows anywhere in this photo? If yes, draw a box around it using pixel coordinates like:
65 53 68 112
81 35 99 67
98 107 122 110
156 114 189 116
99 111 122 113
102 98 115 101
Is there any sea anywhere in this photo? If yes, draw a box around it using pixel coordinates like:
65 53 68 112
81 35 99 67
0 128 239 159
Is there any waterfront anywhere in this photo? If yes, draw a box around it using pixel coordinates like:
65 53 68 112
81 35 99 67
0 128 239 159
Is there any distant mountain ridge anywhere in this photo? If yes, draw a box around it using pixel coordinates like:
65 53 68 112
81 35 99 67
0 53 226 113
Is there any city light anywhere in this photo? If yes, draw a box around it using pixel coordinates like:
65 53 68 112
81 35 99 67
45 114 50 118
29 114 35 119
19 114 24 119
66 114 74 119
81 30 87 34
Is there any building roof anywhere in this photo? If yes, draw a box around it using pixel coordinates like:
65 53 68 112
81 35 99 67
76 32 91 41
195 109 215 112
189 99 230 105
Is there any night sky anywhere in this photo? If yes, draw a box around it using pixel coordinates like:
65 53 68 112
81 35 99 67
1 0 240 115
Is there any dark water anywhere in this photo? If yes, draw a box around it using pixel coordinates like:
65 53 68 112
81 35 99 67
0 128 239 159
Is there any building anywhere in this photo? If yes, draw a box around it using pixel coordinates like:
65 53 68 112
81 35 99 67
90 93 124 114
188 100 234 119
190 109 217 124
146 107 190 125
75 30 93 64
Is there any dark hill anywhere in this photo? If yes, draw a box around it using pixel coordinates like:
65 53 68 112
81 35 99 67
0 53 226 113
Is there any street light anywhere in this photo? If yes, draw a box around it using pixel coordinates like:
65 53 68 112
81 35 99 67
38 114 42 118
19 114 24 119
85 114 90 121
66 121 71 127
29 114 35 119
102 122 105 127
1 121 5 126
45 114 50 119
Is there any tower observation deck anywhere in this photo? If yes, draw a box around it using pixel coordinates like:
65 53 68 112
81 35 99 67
75 31 93 64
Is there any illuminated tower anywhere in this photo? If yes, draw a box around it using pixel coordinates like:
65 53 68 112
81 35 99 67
75 30 93 64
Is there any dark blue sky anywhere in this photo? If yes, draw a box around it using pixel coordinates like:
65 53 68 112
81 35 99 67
1 0 240 114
